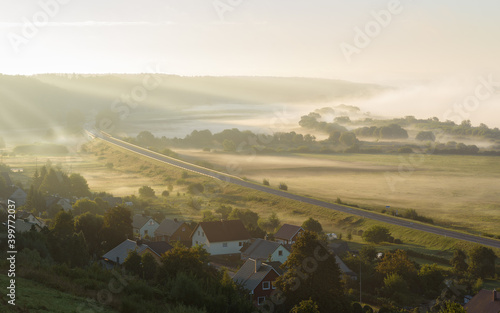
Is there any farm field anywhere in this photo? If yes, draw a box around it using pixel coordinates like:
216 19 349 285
176 149 500 236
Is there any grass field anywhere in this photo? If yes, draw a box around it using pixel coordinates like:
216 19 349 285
4 139 500 261
176 149 500 236
0 274 117 312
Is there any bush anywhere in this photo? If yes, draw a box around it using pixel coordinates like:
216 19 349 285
279 182 288 191
362 226 392 243
187 183 204 195
263 178 269 186
105 162 114 169
162 190 170 197
138 186 155 198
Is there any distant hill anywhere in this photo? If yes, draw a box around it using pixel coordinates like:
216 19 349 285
0 74 388 134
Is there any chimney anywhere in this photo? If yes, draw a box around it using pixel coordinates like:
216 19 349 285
254 259 262 273
494 289 497 301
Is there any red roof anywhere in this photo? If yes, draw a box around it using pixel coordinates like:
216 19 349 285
194 220 251 243
464 289 500 313
274 224 303 241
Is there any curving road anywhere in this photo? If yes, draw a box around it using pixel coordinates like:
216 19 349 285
89 129 500 250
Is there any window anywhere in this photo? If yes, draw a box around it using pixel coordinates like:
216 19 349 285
257 297 265 305
182 227 185 232
262 281 270 290
239 242 242 246
222 242 228 248
278 250 283 256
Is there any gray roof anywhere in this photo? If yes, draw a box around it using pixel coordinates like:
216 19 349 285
102 239 149 264
335 255 356 276
155 219 184 237
233 259 283 292
132 214 153 229
102 239 172 265
242 238 286 260
15 220 41 233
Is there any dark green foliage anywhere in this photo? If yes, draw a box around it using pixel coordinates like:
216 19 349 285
215 205 232 219
468 245 497 278
228 208 259 228
279 182 288 190
222 139 236 151
362 226 392 243
72 199 102 216
69 173 90 197
376 249 418 281
102 206 133 250
301 217 323 234
139 185 155 198
263 178 270 186
339 132 358 146
275 231 351 313
291 298 321 313
74 212 104 257
416 131 436 141
418 264 444 298
450 249 468 275
187 182 204 194
124 250 142 276
141 252 158 280
259 212 281 232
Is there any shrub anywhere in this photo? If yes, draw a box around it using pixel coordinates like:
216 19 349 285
263 178 269 186
105 162 114 169
362 226 391 243
279 182 288 191
162 190 169 197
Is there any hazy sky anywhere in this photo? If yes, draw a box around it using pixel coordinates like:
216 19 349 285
1 0 500 81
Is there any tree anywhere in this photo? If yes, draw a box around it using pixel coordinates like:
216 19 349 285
72 199 102 216
290 299 320 313
450 249 468 275
51 210 74 237
301 218 323 234
362 226 392 243
141 252 158 280
416 131 436 142
161 190 169 197
102 206 133 250
69 173 90 197
187 183 204 195
123 250 142 276
137 131 156 146
158 244 215 283
259 212 280 232
376 249 418 281
418 264 444 298
275 231 351 313
223 139 236 152
75 212 104 258
339 132 358 146
215 205 232 220
437 301 467 313
468 245 497 278
228 209 259 229
138 185 155 198
381 273 410 300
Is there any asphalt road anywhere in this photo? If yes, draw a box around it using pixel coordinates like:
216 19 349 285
93 130 500 250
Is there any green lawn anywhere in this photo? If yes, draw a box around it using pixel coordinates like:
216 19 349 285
0 274 117 313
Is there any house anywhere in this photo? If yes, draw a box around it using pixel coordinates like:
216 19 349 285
15 219 42 233
102 197 123 208
17 210 46 228
191 220 251 256
9 188 27 206
274 224 304 245
233 258 284 306
464 289 500 313
154 218 192 246
45 196 72 212
102 239 173 266
241 238 290 264
132 214 160 239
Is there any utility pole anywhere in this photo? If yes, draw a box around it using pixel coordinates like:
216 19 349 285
359 259 362 304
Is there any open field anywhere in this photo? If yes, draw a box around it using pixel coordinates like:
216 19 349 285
176 149 500 236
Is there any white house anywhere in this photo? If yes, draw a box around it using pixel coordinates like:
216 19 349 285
191 220 251 256
241 238 290 264
132 214 160 239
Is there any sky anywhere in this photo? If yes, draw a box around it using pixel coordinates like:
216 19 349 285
1 0 500 126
